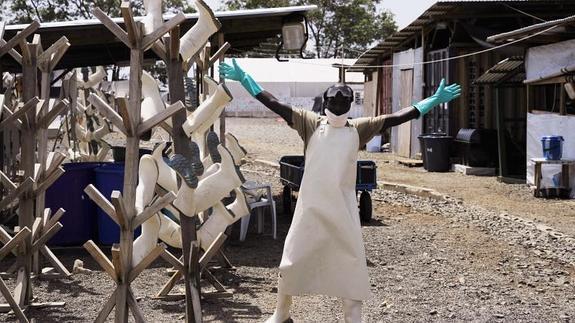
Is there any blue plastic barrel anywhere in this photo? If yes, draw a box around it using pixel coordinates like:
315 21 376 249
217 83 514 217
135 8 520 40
45 162 102 246
94 163 141 245
541 135 564 160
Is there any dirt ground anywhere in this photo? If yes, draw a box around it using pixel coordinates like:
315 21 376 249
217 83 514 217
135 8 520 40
1 117 575 322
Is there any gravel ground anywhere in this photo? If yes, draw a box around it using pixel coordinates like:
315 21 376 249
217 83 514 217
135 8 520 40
1 117 574 322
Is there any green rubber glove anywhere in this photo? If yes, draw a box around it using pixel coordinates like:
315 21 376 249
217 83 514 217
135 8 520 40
414 78 461 117
219 58 263 97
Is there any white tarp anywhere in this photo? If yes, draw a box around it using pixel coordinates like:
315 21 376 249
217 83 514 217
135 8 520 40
526 112 575 198
525 39 575 83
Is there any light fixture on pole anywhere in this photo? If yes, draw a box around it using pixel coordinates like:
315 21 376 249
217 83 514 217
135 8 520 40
276 14 311 62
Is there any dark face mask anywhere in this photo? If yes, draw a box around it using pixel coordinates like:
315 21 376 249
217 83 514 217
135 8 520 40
325 94 352 116
323 84 353 116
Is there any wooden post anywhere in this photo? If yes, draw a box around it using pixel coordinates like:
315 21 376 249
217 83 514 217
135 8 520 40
495 88 508 179
217 32 226 146
83 4 185 322
166 29 203 323
18 40 39 306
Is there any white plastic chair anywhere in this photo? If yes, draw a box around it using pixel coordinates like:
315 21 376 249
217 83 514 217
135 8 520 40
239 182 277 241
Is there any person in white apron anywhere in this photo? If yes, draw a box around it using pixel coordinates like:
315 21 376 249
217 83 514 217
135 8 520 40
220 59 461 323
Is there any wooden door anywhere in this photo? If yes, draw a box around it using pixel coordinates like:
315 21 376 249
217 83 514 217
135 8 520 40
398 69 413 157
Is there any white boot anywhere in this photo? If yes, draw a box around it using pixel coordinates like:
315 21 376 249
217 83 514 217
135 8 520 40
198 202 234 248
179 0 221 62
157 208 183 248
77 66 106 89
265 291 293 323
141 70 165 123
200 131 221 170
342 299 362 323
225 132 247 166
169 153 199 217
193 145 244 213
151 142 178 192
142 0 163 35
133 155 160 265
182 76 232 136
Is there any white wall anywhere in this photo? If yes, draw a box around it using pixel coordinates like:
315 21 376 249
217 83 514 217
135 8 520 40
224 81 364 118
526 112 575 198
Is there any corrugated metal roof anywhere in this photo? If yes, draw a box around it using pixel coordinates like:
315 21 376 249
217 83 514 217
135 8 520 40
349 0 575 73
487 14 575 44
4 5 317 31
474 56 524 84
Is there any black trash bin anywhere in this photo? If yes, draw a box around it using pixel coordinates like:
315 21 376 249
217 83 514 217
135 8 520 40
422 134 453 172
419 133 448 170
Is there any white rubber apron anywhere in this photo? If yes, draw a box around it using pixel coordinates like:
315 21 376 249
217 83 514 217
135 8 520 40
278 119 371 301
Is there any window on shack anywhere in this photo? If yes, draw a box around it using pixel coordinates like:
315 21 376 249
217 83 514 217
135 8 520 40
530 83 575 116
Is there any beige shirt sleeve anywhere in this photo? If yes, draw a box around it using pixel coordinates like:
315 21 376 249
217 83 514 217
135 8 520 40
290 108 321 152
350 115 389 148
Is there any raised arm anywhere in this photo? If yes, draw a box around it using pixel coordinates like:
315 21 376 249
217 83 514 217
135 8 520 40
219 59 293 123
380 79 461 131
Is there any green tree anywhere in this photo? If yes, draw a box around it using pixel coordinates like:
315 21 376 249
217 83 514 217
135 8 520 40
224 0 397 58
9 0 195 24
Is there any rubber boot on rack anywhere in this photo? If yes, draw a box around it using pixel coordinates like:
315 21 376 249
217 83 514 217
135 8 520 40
142 0 163 35
225 132 247 166
192 145 245 213
179 0 222 62
182 76 232 136
198 188 250 248
133 154 160 265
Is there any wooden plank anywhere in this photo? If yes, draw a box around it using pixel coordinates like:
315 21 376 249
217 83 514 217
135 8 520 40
166 28 203 322
0 228 30 260
189 241 202 323
35 166 64 194
202 269 227 292
111 245 122 283
156 270 182 297
45 153 66 180
83 240 118 282
137 101 184 136
110 191 128 229
40 245 71 276
0 170 17 191
0 20 39 58
31 223 62 252
0 277 29 323
142 13 186 50
160 249 184 272
115 97 134 136
92 8 130 47
133 191 176 229
38 99 68 129
94 288 117 323
31 217 43 242
0 177 35 211
128 244 165 283
199 232 227 271
0 108 22 129
0 39 22 64
84 184 119 225
38 36 70 72
88 94 127 135
121 1 139 47
13 268 28 307
209 42 230 68
43 208 65 234
151 41 167 62
0 97 40 130
127 288 145 323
